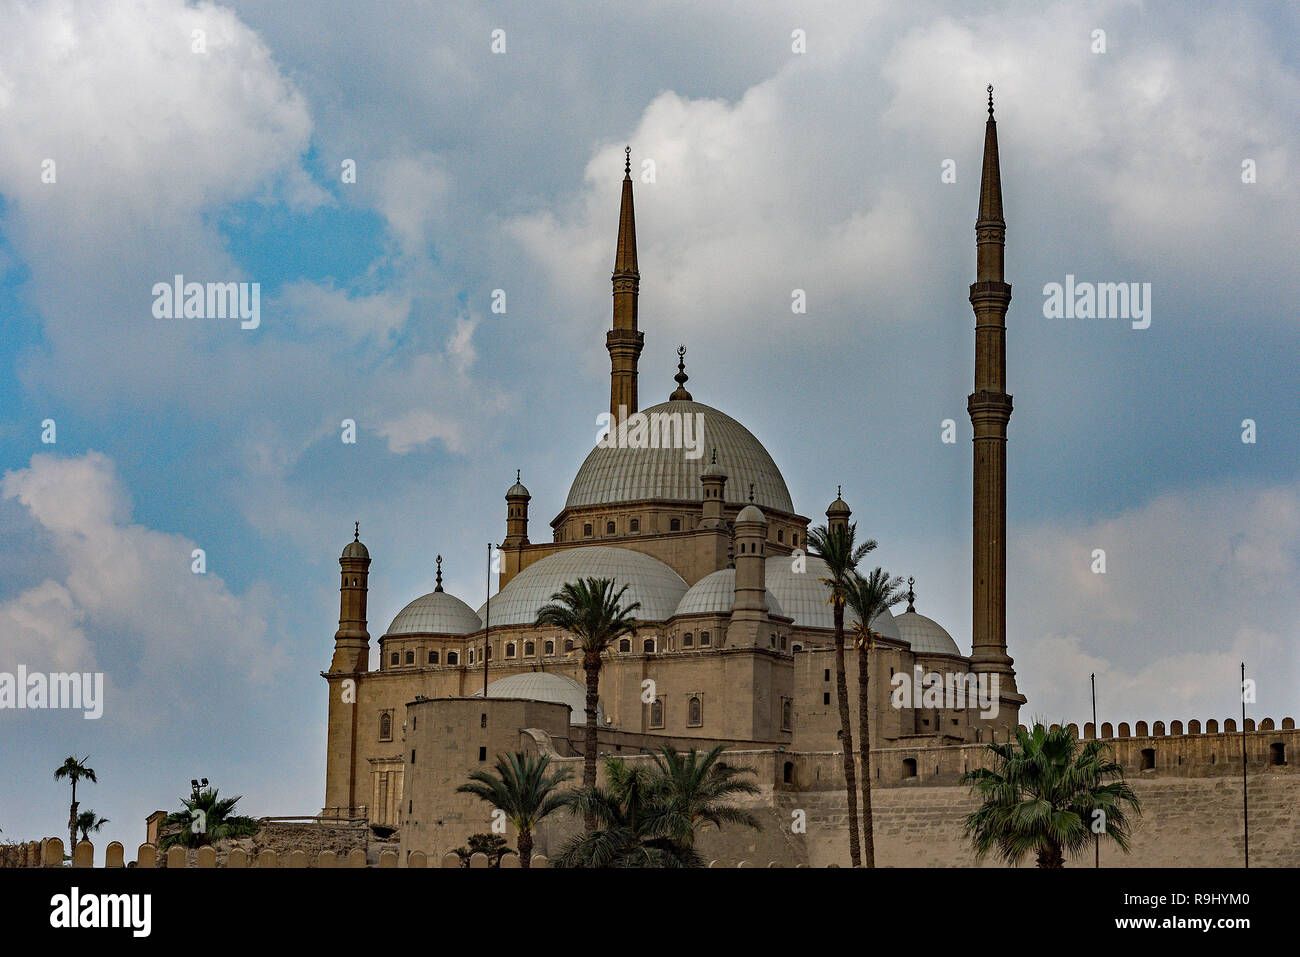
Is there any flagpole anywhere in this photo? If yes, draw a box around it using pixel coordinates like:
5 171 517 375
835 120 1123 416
1241 661 1249 868
483 543 492 698
1091 672 1098 869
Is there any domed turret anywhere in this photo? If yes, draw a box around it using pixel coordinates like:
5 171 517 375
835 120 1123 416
330 522 371 673
503 469 530 552
826 486 851 532
699 448 728 529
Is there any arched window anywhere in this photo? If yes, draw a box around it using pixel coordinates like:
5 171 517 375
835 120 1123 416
606 521 616 535
792 533 799 546
405 650 415 664
583 523 593 537
687 696 702 727
777 529 784 542
379 712 392 740
446 651 459 665
650 698 664 728
505 642 516 658
428 650 439 664
389 652 399 666
700 631 710 647
782 698 793 731
630 518 639 532
544 640 554 655
683 632 693 647
486 644 492 660
643 638 655 654
524 640 535 656
619 638 631 653
669 518 681 531
468 648 475 665
564 638 574 653
792 643 802 653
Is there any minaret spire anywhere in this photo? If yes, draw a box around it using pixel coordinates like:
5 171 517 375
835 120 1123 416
968 85 1022 720
435 554 444 592
670 345 692 400
607 146 644 422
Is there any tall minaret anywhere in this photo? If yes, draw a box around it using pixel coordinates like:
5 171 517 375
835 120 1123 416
967 87 1021 712
607 146 644 421
330 522 371 673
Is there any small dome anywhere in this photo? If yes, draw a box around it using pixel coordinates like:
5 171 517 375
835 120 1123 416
342 539 369 559
736 504 765 524
477 546 688 626
674 568 785 618
764 556 901 639
506 482 530 498
472 672 602 726
895 610 962 656
826 494 850 517
387 590 482 636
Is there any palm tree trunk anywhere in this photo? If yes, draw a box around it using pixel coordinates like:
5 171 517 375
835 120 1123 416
68 780 78 860
1037 842 1064 868
833 602 862 867
518 829 533 869
857 638 875 868
583 654 601 833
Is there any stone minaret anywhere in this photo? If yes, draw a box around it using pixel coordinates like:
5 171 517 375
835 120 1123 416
607 147 644 422
330 522 370 673
967 87 1021 712
325 523 369 816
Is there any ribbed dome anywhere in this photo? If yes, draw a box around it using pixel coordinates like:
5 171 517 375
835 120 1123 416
673 568 786 618
895 610 962 656
763 556 901 639
386 590 482 636
471 672 602 726
565 400 794 513
477 546 688 627
342 540 369 559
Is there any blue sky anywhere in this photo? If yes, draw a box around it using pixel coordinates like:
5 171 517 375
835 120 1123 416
1 0 1296 853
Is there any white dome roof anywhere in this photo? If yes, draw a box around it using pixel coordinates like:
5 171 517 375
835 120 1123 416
386 590 482 636
673 568 786 618
477 546 688 626
895 610 962 656
763 556 901 639
565 400 794 513
471 672 602 726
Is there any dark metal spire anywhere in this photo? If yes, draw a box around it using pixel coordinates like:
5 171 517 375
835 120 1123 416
353 521 359 542
670 344 693 400
906 576 916 613
435 554 444 592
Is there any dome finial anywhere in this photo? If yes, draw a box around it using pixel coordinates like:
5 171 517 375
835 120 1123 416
748 483 755 503
354 521 359 542
670 344 693 400
906 575 916 613
624 145 631 177
837 484 842 499
987 84 994 117
435 554 444 592
711 447 717 465
516 468 521 484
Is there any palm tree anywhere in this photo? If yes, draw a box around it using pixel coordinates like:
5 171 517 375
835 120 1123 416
650 745 761 849
963 723 1142 868
54 756 96 857
844 568 906 868
158 786 259 850
806 522 874 867
535 576 640 830
74 810 109 843
555 758 701 868
457 752 573 868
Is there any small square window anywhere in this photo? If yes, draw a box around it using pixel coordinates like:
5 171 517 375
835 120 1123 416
823 692 831 706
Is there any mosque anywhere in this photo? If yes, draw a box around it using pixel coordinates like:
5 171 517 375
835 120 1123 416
322 91 1030 860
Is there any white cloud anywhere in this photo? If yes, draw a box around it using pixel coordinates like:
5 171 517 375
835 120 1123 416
0 452 282 703
1012 482 1300 724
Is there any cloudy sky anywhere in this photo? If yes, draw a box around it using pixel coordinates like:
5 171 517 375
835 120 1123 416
1 0 1296 852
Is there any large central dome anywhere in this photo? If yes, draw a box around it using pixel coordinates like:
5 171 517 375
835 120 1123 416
565 399 794 513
